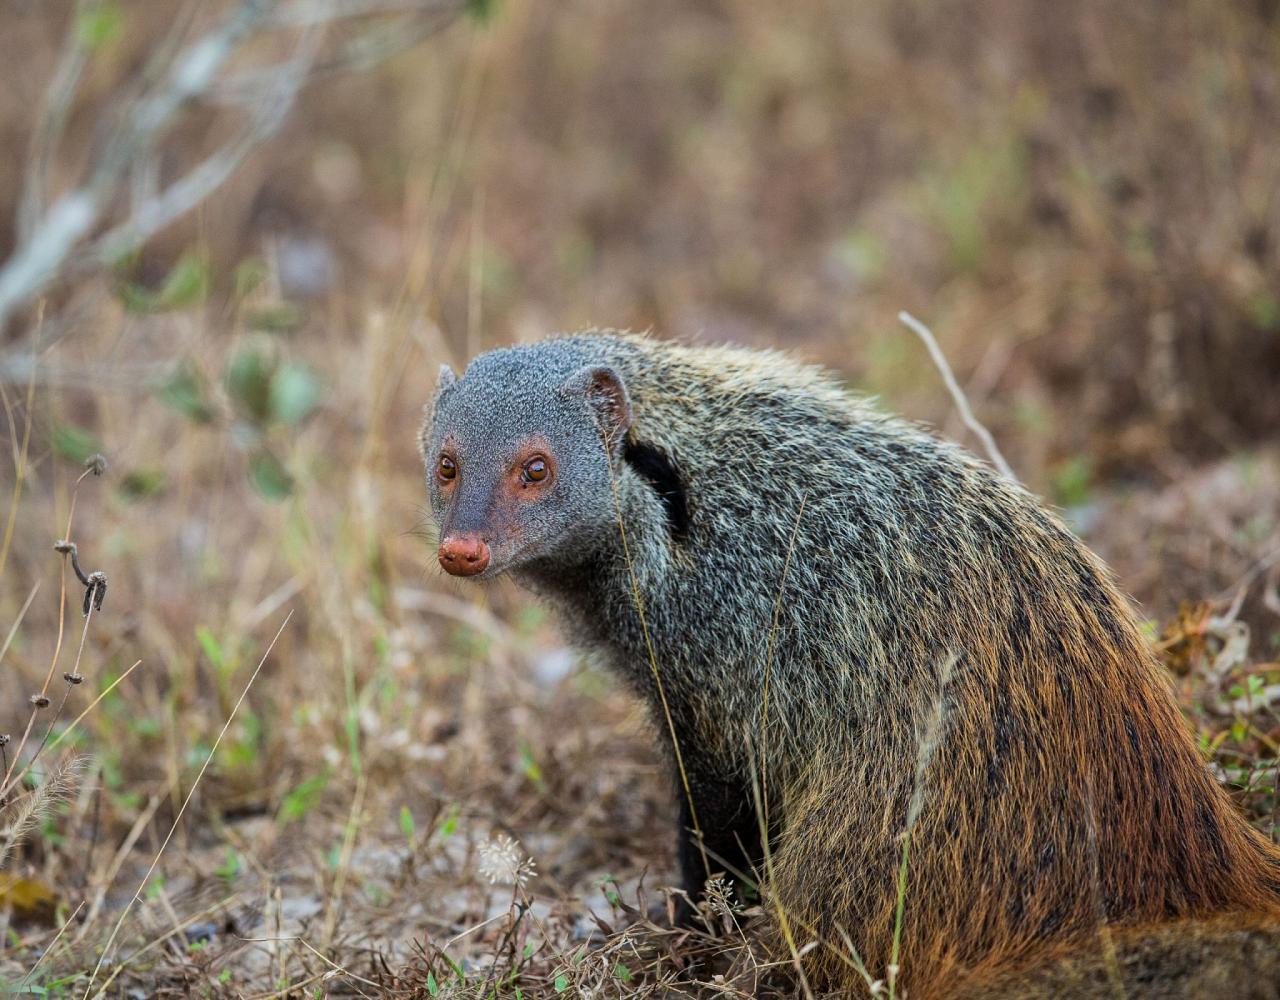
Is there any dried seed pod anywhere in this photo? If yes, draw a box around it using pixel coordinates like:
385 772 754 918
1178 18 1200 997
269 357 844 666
29 694 51 709
82 572 108 616
63 672 84 685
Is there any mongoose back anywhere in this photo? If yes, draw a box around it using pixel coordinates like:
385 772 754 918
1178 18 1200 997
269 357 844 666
420 331 1280 997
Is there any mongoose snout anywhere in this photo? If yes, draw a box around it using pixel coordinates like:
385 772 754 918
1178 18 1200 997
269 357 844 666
437 533 491 576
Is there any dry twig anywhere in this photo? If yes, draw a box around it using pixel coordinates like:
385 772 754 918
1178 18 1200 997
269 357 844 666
898 311 1017 482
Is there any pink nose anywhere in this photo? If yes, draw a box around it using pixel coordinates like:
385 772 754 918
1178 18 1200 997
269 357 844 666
438 534 491 577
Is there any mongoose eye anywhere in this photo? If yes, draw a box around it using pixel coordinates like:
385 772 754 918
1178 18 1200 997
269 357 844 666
523 457 549 484
437 454 457 482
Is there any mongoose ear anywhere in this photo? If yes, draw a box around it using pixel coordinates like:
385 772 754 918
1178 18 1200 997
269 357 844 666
436 364 459 395
561 365 632 448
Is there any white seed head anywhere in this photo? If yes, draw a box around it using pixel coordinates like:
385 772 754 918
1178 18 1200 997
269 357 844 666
477 834 537 887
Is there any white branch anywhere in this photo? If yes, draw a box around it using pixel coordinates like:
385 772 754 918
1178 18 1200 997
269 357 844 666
0 0 464 340
18 0 92 243
0 0 276 333
898 310 1018 482
0 192 98 329
269 0 455 26
88 31 320 266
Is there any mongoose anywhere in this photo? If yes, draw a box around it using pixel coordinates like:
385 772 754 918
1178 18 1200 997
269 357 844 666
420 330 1280 997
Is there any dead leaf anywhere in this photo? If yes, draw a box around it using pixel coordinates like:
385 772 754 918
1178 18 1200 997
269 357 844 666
0 873 59 924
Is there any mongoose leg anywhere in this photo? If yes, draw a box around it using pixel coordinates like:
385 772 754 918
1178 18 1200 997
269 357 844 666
674 767 763 924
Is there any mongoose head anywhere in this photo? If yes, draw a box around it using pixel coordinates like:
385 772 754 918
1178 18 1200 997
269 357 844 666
421 347 632 579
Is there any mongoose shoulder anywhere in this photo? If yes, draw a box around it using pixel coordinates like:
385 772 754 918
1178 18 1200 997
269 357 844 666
420 330 1280 997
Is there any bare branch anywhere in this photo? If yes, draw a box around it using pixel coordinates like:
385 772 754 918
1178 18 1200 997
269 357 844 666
0 356 175 390
0 0 466 337
0 191 99 332
86 27 322 267
897 310 1018 482
0 0 276 332
268 0 457 26
18 0 93 243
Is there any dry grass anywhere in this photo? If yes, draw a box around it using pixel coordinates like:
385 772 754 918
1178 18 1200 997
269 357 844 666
1 0 1279 996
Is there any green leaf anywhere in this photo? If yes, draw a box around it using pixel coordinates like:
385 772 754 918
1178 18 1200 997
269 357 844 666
227 349 275 423
613 963 631 983
1250 292 1280 331
157 364 216 424
118 468 169 501
120 253 210 313
553 975 568 994
426 972 439 997
269 364 320 426
234 258 269 299
214 847 241 883
51 425 101 464
435 803 460 839
156 253 211 309
246 302 306 333
249 450 294 500
280 774 328 823
1050 455 1093 508
599 874 620 905
195 626 225 670
129 715 162 740
399 805 416 842
465 0 500 22
76 2 123 49
518 743 545 791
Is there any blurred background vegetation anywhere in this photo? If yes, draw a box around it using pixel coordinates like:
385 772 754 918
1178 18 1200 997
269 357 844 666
1 0 1278 995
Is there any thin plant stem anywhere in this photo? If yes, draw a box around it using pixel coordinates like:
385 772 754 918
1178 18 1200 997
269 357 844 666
759 491 808 838
898 311 1016 482
888 831 911 1000
0 302 40 579
20 900 85 988
0 660 142 803
0 583 39 669
83 613 290 998
601 434 707 876
3 469 98 793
